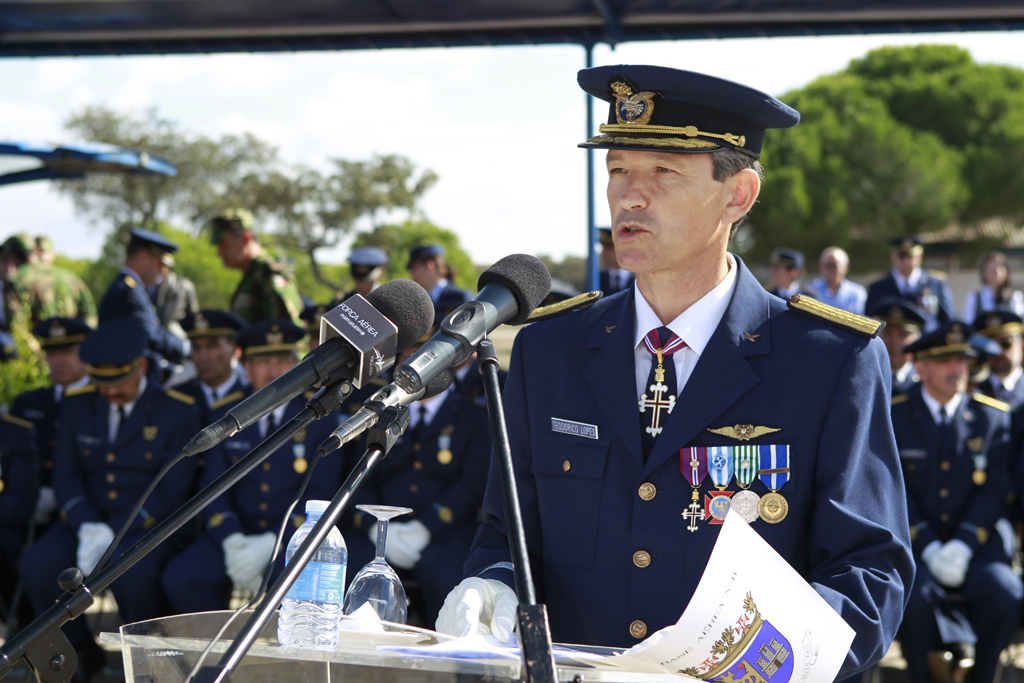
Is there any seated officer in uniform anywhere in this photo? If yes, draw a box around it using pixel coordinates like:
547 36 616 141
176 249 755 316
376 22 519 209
866 235 955 333
346 335 492 625
0 410 37 624
98 228 188 377
10 317 93 528
893 321 1022 683
161 319 345 613
407 244 472 330
867 297 926 397
971 311 1024 410
299 301 335 353
437 65 913 680
345 246 389 299
598 227 634 295
766 247 803 299
17 318 200 679
175 310 250 424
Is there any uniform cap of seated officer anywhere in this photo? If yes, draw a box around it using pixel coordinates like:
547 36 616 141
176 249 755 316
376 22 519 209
972 310 1024 339
904 320 980 360
128 227 179 268
181 310 247 340
33 317 93 349
770 247 804 270
577 64 800 158
236 318 306 358
348 246 388 281
299 302 338 334
407 243 445 269
79 318 148 386
208 208 255 245
868 297 927 334
888 234 925 256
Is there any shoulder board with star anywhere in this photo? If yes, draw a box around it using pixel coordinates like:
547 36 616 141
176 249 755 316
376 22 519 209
787 294 883 338
210 391 246 411
973 393 1010 412
527 291 603 323
124 275 137 288
890 394 909 406
926 269 948 280
1 412 35 430
65 384 96 397
166 388 197 405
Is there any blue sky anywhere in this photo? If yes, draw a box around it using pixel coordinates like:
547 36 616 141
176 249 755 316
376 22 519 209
1 30 1023 266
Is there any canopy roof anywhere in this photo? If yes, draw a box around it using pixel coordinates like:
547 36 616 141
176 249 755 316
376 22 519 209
0 141 177 185
2 0 1023 58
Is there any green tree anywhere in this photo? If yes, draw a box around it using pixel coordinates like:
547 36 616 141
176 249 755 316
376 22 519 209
354 220 477 293
751 44 1024 270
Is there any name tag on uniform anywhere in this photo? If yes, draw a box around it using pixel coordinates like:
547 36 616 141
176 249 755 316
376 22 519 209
76 434 101 446
226 440 252 451
899 448 927 460
551 418 598 440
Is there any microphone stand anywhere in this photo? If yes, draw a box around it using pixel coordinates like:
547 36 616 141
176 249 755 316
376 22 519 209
193 406 411 683
476 339 556 683
0 381 353 683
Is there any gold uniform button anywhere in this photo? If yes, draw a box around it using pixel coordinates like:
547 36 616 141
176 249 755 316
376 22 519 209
145 452 153 460
263 463 272 471
259 502 269 511
413 461 423 470
907 463 916 472
438 506 454 523
940 461 951 471
638 483 656 501
410 484 419 493
108 490 118 500
82 449 91 457
629 620 648 639
413 444 421 452
977 528 989 544
106 473 115 483
940 513 950 523
105 452 115 462
259 520 267 529
562 460 571 472
939 488 950 498
633 550 651 568
260 483 271 493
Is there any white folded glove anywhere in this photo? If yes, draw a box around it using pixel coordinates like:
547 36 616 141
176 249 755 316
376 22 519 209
925 539 973 588
34 486 57 525
222 532 276 594
77 522 115 576
436 577 518 642
383 520 432 570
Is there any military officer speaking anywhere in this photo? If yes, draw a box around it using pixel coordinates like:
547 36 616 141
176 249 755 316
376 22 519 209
436 65 913 680
17 318 200 679
892 321 1022 683
161 319 344 613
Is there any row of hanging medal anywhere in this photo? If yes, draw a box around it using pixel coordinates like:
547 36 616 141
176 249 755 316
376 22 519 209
679 445 791 531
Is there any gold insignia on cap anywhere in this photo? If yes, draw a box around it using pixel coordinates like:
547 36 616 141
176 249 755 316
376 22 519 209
610 80 657 126
143 426 158 441
195 315 209 331
947 325 965 345
50 322 67 339
266 328 284 345
987 314 1001 329
707 424 781 441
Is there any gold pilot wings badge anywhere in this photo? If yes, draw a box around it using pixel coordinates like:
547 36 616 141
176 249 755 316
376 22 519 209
707 424 781 441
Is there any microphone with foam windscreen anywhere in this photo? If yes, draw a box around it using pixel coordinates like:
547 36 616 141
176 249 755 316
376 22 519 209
392 253 551 395
181 279 433 456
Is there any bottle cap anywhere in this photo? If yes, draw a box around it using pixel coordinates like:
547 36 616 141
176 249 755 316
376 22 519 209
305 500 330 515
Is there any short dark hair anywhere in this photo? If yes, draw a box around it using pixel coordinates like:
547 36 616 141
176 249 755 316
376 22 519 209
711 149 764 238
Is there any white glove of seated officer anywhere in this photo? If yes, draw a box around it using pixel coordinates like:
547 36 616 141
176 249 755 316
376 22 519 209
922 539 972 588
435 577 518 642
77 522 115 576
222 532 276 594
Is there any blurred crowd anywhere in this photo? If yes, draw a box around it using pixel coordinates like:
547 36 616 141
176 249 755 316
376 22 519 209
4 216 1024 682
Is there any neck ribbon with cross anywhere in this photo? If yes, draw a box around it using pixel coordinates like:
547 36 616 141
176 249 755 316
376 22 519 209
639 346 676 437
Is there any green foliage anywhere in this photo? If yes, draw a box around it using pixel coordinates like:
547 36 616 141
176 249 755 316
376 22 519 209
539 254 587 293
354 220 478 293
752 44 1022 270
1 323 49 410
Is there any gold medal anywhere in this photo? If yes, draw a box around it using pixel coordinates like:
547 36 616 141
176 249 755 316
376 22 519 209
0 480 5 493
437 449 453 465
294 458 308 474
758 491 788 523
973 469 986 486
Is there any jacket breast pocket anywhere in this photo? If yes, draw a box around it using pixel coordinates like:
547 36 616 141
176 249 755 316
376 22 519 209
531 435 610 569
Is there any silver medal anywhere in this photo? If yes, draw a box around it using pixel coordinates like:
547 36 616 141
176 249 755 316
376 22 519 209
730 489 761 523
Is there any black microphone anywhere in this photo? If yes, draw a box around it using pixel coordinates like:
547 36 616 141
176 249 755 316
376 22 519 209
318 368 456 456
182 279 433 456
392 254 551 395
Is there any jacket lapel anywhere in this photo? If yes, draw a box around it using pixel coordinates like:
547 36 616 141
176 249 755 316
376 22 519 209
645 261 772 474
582 294 644 468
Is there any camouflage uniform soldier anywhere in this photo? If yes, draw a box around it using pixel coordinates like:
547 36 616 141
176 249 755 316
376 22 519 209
209 209 304 326
8 233 97 328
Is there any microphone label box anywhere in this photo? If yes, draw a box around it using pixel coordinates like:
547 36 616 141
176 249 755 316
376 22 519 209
320 294 398 388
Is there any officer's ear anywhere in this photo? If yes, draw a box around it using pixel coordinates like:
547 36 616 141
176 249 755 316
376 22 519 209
721 167 760 227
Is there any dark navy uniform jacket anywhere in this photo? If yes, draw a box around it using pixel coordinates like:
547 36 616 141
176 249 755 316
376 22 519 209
55 383 200 534
892 386 1012 562
464 258 913 678
866 272 955 332
599 269 635 296
175 375 251 426
0 413 38 534
975 374 1024 411
10 385 62 488
98 267 186 366
199 394 344 545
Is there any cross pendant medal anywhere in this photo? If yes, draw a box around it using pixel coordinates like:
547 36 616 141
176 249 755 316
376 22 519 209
639 368 675 438
682 489 705 532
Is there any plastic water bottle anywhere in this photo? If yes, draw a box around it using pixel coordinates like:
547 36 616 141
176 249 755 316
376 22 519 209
277 500 348 650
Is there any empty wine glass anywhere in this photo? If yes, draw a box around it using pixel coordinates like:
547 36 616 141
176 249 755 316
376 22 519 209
343 504 413 624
